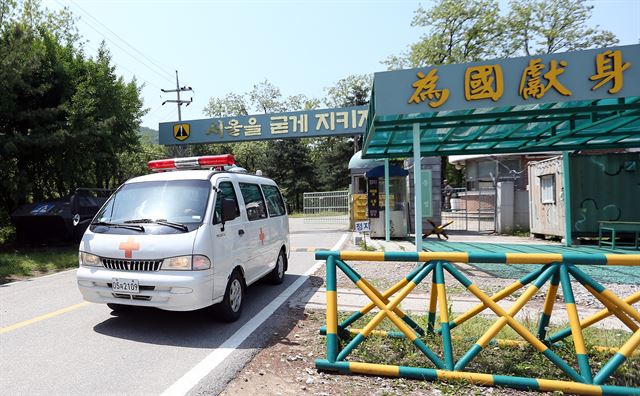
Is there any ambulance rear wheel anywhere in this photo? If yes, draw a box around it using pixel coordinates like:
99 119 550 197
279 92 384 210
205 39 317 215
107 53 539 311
268 249 286 285
219 270 244 322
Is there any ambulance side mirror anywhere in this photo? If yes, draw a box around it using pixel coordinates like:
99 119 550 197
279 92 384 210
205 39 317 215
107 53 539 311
221 197 237 224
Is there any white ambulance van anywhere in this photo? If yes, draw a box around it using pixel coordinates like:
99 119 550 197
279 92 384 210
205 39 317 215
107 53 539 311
76 154 289 321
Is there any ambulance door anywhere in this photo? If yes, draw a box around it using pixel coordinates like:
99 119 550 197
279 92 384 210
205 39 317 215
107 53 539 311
260 184 287 269
238 182 271 283
211 179 244 300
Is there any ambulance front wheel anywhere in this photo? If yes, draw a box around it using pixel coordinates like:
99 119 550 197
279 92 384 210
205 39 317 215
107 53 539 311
218 270 244 322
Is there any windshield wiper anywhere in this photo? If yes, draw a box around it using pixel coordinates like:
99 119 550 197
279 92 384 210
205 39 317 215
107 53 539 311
91 221 145 232
155 219 189 232
124 219 189 232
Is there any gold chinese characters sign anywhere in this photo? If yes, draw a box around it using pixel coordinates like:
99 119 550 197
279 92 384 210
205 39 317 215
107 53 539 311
374 45 639 115
159 106 368 145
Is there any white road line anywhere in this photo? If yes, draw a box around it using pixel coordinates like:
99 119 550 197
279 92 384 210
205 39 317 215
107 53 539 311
2 268 77 286
161 232 349 396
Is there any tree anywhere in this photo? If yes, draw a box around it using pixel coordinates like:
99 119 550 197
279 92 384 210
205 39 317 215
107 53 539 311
324 74 372 108
202 92 248 118
307 74 374 192
383 0 504 69
0 0 145 229
384 0 618 70
201 80 321 177
262 140 315 212
505 0 618 57
382 0 618 186
249 79 286 114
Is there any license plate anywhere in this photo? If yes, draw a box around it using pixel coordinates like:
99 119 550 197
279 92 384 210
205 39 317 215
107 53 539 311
112 278 139 294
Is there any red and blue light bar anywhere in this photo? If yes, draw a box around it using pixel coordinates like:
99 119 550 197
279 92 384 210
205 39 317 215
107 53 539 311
148 154 235 172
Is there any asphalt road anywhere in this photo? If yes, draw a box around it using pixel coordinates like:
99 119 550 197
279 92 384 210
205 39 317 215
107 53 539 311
0 218 347 396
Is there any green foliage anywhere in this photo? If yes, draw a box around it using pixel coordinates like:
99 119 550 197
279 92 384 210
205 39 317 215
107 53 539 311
310 137 354 192
382 0 618 184
262 140 315 211
324 74 372 108
383 0 618 69
117 135 166 182
138 126 159 144
198 74 375 209
505 0 618 56
0 0 146 242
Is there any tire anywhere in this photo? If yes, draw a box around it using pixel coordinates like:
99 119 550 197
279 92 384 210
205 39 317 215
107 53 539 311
107 303 132 313
218 270 244 322
268 249 286 285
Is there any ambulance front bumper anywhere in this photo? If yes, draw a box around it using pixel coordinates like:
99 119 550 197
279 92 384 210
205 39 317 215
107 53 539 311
76 266 216 311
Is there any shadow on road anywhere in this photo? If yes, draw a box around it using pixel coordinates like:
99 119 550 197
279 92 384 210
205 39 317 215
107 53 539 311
92 273 324 350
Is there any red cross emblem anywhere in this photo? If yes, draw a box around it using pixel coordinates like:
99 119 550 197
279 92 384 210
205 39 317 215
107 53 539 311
259 228 265 245
119 237 140 259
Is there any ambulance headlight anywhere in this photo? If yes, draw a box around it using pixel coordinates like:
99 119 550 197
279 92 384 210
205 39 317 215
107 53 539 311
161 255 211 270
80 252 102 267
162 256 192 270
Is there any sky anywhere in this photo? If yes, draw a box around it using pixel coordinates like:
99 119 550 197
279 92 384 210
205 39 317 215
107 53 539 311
45 0 640 130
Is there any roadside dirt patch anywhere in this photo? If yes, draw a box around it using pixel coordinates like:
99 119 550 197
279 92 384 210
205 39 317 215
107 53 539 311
221 239 638 395
220 307 538 396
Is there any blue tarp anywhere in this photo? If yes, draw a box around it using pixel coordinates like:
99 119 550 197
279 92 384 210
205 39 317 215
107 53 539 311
365 165 408 178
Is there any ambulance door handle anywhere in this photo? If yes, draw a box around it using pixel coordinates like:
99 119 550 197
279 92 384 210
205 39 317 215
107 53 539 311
238 229 245 236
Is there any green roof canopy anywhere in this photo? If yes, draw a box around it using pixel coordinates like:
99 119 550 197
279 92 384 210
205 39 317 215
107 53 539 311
363 45 640 159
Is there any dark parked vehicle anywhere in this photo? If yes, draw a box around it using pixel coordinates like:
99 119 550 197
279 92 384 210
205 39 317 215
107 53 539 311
11 188 112 243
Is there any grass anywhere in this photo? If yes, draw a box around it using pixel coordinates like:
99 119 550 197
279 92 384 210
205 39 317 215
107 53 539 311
358 240 377 251
334 312 639 389
0 247 78 282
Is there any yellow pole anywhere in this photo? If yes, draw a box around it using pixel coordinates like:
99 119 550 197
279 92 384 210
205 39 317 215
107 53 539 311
584 285 639 331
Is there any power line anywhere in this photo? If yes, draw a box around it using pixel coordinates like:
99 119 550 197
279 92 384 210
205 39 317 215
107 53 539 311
54 0 175 85
80 41 165 91
68 0 175 81
76 17 174 84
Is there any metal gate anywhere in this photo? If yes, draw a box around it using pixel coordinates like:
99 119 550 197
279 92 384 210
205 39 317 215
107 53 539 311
303 190 349 224
441 187 496 232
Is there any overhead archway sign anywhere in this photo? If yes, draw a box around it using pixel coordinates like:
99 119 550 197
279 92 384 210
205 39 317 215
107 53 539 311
159 105 368 145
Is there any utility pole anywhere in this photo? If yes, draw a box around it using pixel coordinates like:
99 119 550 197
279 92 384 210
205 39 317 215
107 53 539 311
162 70 193 157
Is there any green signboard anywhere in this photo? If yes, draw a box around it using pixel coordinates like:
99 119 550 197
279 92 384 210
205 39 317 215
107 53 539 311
372 44 640 116
159 106 368 145
421 169 432 218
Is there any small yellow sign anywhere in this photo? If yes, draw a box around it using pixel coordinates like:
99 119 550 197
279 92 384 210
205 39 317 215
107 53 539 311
173 123 190 141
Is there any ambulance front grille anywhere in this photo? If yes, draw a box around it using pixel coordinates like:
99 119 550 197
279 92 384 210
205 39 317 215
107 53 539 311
102 258 163 271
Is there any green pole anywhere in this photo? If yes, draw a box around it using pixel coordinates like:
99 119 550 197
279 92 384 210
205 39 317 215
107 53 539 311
413 123 422 252
537 271 560 341
326 255 338 362
385 158 391 242
562 151 572 247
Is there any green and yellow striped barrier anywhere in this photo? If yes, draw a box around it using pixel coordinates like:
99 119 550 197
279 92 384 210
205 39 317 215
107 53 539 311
315 250 640 396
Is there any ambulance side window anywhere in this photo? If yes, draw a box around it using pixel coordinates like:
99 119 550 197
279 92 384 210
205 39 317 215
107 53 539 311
239 183 267 221
261 185 286 217
213 181 240 224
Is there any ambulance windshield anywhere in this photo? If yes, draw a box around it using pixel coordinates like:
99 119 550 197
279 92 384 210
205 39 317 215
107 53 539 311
94 180 210 228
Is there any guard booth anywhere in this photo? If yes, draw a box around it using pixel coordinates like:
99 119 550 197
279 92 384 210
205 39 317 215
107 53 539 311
365 164 409 238
348 151 409 238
